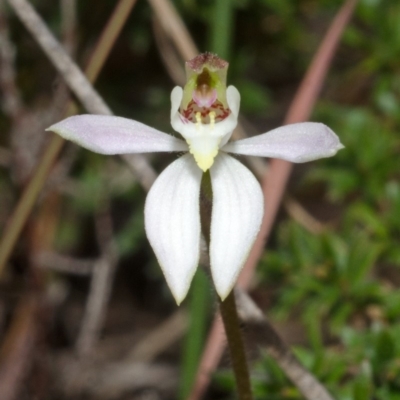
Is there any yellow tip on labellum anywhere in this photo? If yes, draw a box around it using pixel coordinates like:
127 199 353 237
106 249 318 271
188 141 219 172
193 152 218 172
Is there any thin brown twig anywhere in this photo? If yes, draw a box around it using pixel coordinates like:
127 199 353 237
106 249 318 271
44 158 138 201
284 197 326 235
60 0 77 56
84 0 139 83
188 1 358 399
0 147 12 167
147 0 198 60
152 17 186 86
76 199 119 355
53 355 178 398
129 309 188 363
36 252 96 275
0 294 39 400
6 0 109 114
0 4 23 119
235 289 334 400
39 143 79 200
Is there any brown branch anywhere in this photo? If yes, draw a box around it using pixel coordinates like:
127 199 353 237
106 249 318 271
0 4 23 119
60 0 77 56
147 0 198 60
36 252 96 275
0 294 39 400
152 17 186 86
128 309 188 363
0 147 12 167
52 355 178 398
284 197 326 235
235 289 334 400
76 200 119 355
6 0 109 114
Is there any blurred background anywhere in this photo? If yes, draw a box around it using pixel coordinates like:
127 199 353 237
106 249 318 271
1 0 400 399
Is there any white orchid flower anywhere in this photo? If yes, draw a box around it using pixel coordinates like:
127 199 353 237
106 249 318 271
47 53 343 304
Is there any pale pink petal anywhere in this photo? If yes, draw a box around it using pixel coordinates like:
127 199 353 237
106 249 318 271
47 114 187 155
223 122 344 162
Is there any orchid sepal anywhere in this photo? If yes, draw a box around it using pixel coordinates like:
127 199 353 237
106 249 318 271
47 114 188 155
144 154 202 304
223 122 343 162
209 153 264 299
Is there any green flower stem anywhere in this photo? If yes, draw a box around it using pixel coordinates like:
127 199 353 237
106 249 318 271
200 173 253 400
0 0 137 277
210 0 234 60
219 291 253 400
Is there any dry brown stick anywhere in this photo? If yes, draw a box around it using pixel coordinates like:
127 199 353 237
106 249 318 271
152 17 186 86
76 199 119 355
60 0 77 55
284 197 326 235
36 252 96 275
6 0 109 113
0 294 39 400
129 309 188 363
53 355 178 398
0 3 23 119
235 289 334 400
45 158 138 201
147 0 198 60
188 1 358 399
0 147 12 167
39 143 79 200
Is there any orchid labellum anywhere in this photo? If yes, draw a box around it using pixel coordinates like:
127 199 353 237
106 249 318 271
47 53 343 304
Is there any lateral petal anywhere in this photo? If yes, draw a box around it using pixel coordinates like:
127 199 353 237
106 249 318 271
47 114 188 155
223 122 344 162
144 154 202 304
209 153 264 300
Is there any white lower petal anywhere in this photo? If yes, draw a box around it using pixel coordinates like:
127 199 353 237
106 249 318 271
222 122 344 162
209 153 264 300
145 154 202 304
47 115 188 155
